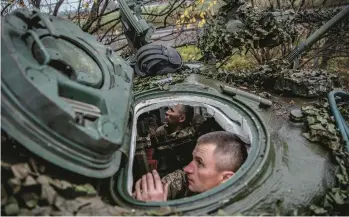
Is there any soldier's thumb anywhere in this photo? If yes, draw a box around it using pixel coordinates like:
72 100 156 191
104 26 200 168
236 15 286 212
163 182 169 201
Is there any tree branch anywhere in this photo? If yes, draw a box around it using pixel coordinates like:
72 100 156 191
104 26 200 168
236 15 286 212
53 0 64 16
1 2 13 16
162 0 187 29
99 23 122 42
89 16 121 35
76 0 83 27
82 0 101 32
82 5 120 32
141 0 182 16
93 0 110 33
114 43 129 52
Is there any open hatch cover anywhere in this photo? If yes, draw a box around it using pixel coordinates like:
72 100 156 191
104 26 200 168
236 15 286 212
1 8 134 178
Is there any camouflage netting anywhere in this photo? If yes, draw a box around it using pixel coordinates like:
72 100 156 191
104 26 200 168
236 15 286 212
197 0 349 62
1 132 173 216
301 100 349 215
133 61 341 98
295 8 346 24
198 4 297 60
199 62 341 97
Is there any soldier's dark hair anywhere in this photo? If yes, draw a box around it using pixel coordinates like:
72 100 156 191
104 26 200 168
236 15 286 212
178 104 194 126
197 131 248 172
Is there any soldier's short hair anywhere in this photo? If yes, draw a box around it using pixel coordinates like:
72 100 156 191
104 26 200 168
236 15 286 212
177 104 194 126
197 131 248 172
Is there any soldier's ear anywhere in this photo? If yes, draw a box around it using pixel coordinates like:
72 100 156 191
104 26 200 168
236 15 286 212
221 171 234 183
179 114 186 123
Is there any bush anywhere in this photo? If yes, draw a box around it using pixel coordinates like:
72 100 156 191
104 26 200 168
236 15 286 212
176 45 203 61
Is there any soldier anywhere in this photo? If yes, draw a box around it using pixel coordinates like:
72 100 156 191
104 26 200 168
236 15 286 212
145 103 195 174
134 131 249 201
149 103 195 143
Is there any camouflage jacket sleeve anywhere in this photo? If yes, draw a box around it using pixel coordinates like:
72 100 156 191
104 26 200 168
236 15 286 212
149 124 167 143
150 125 195 144
167 126 195 140
161 169 188 200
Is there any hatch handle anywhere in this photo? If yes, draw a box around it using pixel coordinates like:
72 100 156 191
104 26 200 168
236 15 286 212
31 8 58 37
26 30 51 66
106 48 130 83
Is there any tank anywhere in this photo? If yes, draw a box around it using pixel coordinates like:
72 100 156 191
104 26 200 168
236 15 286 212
1 5 348 216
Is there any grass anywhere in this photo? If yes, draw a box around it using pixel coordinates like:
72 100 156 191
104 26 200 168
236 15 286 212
218 55 257 71
87 0 225 33
176 45 257 71
176 45 203 61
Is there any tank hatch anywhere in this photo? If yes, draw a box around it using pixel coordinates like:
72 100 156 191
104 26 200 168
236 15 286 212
1 8 134 178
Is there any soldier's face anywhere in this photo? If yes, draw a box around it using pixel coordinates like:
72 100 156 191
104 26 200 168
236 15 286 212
165 104 185 126
183 143 227 193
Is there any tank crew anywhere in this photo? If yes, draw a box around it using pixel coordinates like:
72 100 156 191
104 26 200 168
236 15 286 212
134 131 249 201
149 103 195 143
144 103 195 173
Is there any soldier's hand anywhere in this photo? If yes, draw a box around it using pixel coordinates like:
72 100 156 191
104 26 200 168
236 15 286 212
134 170 169 202
148 129 157 139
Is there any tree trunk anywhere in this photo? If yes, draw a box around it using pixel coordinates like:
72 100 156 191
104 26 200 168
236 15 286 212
53 0 64 16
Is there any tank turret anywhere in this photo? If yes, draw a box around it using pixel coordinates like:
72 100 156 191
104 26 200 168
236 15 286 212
1 8 134 178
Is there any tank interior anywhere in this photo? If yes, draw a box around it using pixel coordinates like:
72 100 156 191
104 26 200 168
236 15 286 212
127 96 253 197
133 105 225 180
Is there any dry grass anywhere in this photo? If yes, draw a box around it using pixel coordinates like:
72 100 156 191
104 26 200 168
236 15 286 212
177 45 257 71
328 57 349 73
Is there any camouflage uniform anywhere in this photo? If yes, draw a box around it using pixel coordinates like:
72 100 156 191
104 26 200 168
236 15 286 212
147 124 196 176
161 169 195 200
150 123 195 143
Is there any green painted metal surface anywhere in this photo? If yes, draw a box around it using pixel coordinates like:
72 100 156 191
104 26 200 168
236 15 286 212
110 75 335 215
119 0 154 51
1 8 134 178
1 4 345 215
